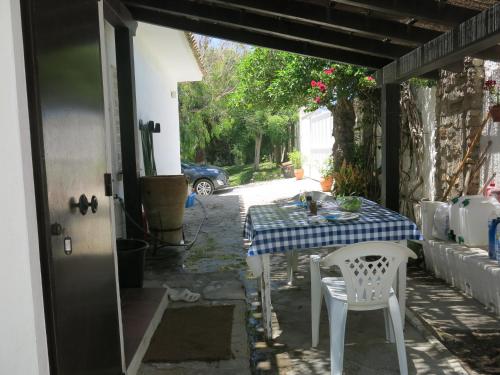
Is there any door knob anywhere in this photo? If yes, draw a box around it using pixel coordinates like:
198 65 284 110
71 194 99 215
90 195 98 213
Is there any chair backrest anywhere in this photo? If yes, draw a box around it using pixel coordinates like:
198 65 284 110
322 242 417 307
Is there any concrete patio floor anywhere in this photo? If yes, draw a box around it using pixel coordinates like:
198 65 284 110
139 177 475 374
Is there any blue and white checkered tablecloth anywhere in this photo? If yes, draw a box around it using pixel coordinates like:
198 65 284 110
244 198 423 256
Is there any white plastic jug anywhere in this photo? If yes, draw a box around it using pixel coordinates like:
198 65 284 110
420 201 445 240
449 196 467 242
432 203 450 241
459 195 500 247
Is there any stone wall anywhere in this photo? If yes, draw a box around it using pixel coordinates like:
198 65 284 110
434 57 485 199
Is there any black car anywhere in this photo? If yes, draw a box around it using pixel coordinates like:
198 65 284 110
181 162 230 195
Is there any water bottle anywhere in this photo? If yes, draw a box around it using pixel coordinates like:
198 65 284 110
488 217 500 259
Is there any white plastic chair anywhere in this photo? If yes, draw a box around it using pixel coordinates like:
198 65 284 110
310 241 417 375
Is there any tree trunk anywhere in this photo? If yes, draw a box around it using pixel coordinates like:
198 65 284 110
329 97 355 170
254 131 263 170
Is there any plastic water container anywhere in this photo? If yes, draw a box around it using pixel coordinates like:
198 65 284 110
432 203 450 241
459 196 500 247
449 196 467 242
420 201 445 240
488 218 500 259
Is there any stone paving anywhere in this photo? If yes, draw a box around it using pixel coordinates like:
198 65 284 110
139 178 478 374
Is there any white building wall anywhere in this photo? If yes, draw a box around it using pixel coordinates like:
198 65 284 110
298 108 334 180
133 24 202 176
0 1 50 374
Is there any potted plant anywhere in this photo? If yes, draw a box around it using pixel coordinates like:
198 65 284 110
319 157 334 192
288 150 304 180
484 79 500 121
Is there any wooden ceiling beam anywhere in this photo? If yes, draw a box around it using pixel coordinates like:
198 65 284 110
127 6 392 69
126 0 412 59
201 0 441 46
332 0 478 27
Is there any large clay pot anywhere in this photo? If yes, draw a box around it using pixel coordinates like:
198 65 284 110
320 176 333 192
294 168 304 180
140 175 188 244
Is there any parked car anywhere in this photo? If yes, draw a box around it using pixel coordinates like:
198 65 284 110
181 161 230 195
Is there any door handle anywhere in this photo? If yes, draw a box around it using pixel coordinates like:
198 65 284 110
71 194 98 215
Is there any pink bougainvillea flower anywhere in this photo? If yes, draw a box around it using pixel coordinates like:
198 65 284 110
314 96 321 104
317 81 326 92
323 68 335 75
366 76 375 81
311 80 317 87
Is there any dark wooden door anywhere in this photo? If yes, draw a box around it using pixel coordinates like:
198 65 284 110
23 1 123 374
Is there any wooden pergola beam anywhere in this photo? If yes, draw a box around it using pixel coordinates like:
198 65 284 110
333 0 478 26
380 3 500 83
203 0 441 46
128 6 392 68
126 0 412 59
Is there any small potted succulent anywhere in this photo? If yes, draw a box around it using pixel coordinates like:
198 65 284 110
319 156 334 192
484 79 500 121
288 150 304 180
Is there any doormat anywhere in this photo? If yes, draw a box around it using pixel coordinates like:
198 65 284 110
143 304 234 363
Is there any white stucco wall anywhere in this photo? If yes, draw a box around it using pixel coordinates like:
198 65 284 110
133 23 202 176
415 86 438 200
0 1 50 374
298 108 334 180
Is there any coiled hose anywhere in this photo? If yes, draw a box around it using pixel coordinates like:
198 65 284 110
114 195 207 252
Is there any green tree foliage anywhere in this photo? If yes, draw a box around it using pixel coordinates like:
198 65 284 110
178 37 245 164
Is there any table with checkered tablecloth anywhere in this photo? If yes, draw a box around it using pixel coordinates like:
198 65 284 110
244 198 423 339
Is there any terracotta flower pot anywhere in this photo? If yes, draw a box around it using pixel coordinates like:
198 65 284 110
294 168 304 180
320 176 333 192
490 105 500 122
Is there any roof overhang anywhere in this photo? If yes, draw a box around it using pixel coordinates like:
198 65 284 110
124 0 498 81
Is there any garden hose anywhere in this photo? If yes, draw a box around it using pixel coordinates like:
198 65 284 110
114 195 207 253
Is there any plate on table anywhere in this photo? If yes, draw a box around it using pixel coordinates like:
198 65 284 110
322 212 360 222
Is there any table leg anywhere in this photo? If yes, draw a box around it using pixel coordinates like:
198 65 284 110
259 254 272 340
286 250 298 285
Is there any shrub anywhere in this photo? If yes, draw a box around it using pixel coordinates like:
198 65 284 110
288 150 302 169
332 160 366 196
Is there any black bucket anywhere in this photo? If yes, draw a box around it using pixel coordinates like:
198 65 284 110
116 239 148 288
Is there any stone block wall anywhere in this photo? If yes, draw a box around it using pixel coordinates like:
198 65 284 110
434 57 485 199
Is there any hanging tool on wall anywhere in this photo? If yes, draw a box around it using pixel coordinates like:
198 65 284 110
139 120 161 176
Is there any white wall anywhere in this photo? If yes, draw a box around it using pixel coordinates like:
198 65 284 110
0 1 50 374
133 23 202 176
298 108 334 179
416 86 438 200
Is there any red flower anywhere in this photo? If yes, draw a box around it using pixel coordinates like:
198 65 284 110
317 81 326 92
323 68 335 75
311 80 317 87
485 80 497 90
366 76 375 81
314 96 321 104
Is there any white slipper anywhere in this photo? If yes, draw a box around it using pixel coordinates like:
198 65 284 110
163 285 200 303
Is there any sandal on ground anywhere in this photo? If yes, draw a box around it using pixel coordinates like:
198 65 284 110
163 285 200 302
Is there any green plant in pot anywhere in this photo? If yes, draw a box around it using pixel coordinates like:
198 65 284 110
332 160 366 197
484 79 500 121
319 156 334 192
288 150 304 180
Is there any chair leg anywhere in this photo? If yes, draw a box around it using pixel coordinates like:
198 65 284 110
311 281 322 347
384 308 395 343
327 299 348 375
388 295 409 375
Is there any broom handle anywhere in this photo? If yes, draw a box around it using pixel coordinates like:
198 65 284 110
443 113 491 200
